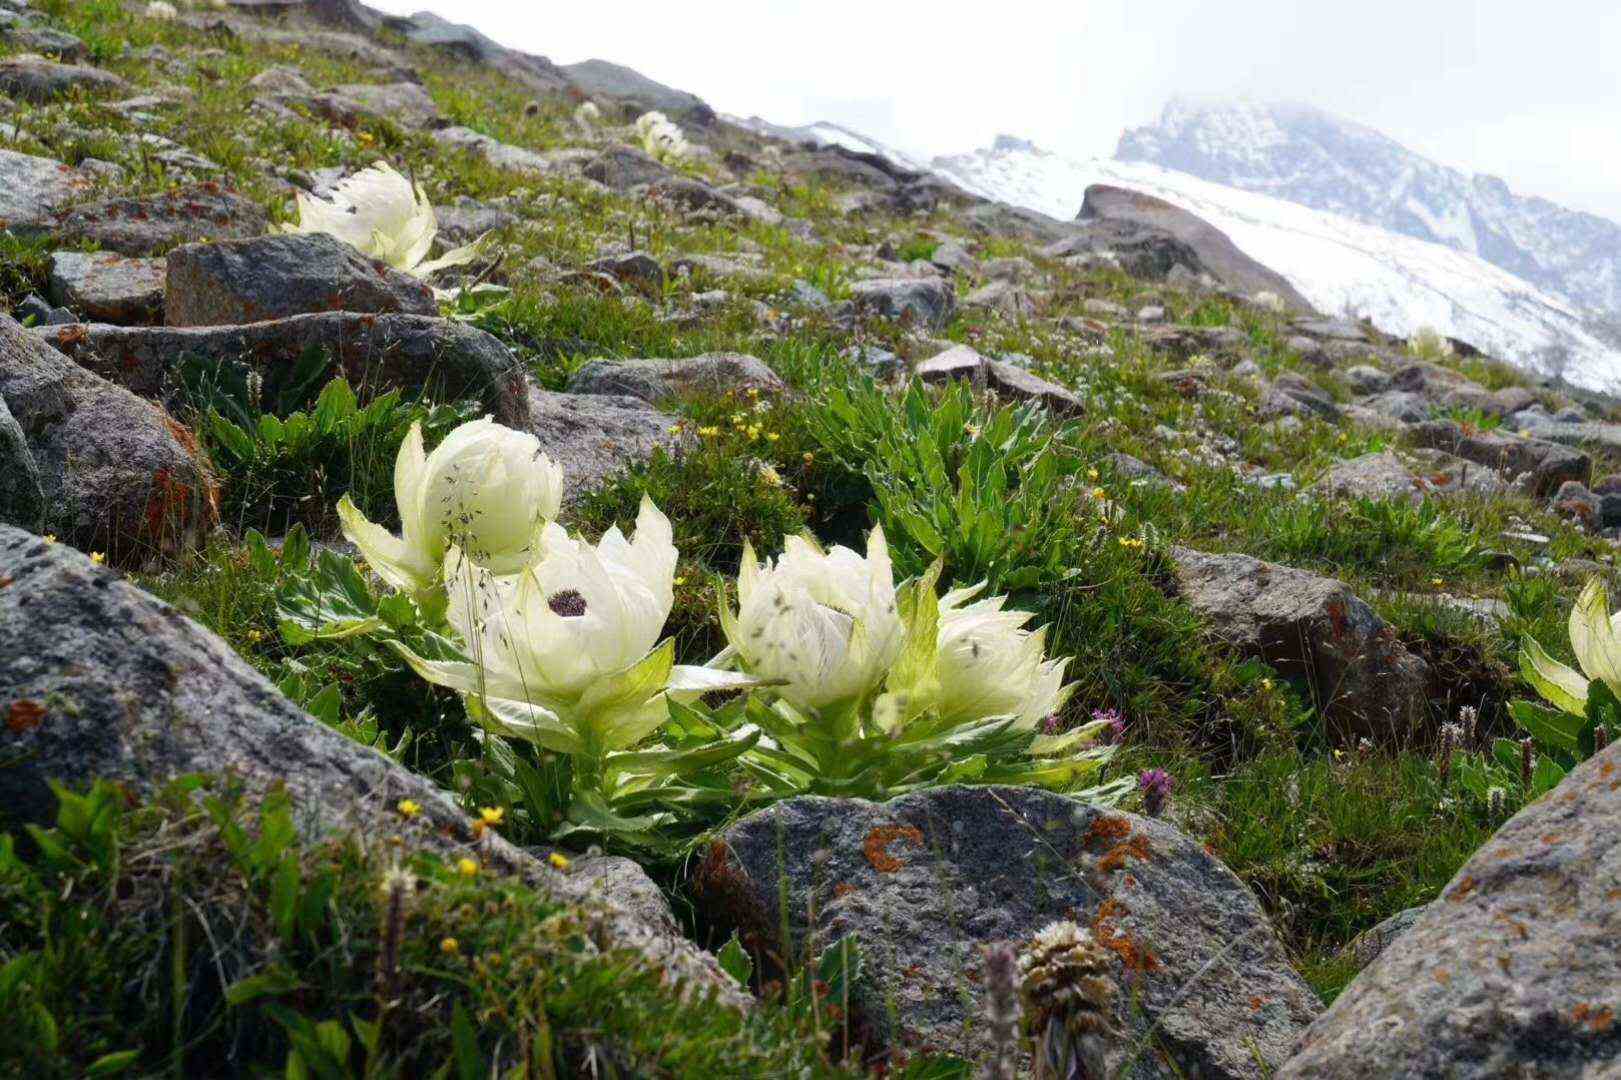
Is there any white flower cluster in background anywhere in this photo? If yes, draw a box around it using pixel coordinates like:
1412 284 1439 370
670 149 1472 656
635 111 690 164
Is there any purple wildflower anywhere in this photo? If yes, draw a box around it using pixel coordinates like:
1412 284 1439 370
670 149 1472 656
1138 769 1174 817
1041 713 1063 736
1092 707 1126 743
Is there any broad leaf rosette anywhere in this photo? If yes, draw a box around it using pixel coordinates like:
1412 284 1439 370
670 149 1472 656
338 417 563 595
279 160 485 279
399 497 756 765
1509 578 1621 779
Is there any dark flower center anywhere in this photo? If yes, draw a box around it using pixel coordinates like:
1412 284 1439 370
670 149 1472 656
547 589 587 617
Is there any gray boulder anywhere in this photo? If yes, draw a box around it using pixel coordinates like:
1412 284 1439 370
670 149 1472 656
1169 548 1431 738
587 251 665 297
432 125 555 174
0 148 92 230
0 527 744 1004
328 80 439 126
1342 364 1391 395
524 381 679 501
0 22 88 62
164 233 437 326
1316 449 1505 505
849 276 956 329
560 58 714 123
1357 389 1429 423
1072 185 1314 309
582 146 671 191
1282 742 1621 1078
49 251 166 324
42 184 270 256
986 358 1085 416
567 352 785 405
963 279 1036 317
435 198 519 243
0 390 43 530
0 314 216 563
36 314 528 427
1410 419 1589 496
694 786 1320 1075
0 56 129 101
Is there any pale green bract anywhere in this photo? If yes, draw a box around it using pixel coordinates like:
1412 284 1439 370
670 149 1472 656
1520 578 1621 715
337 416 563 595
398 497 759 759
935 582 1073 728
278 160 484 280
724 526 905 714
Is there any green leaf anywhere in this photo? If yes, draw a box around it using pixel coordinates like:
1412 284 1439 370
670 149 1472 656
1509 699 1583 757
450 1003 481 1080
717 934 754 986
603 728 760 783
225 966 305 1006
85 1050 141 1077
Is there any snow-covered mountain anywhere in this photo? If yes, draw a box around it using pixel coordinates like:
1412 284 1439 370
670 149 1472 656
1117 98 1621 320
930 139 1619 389
729 116 1621 390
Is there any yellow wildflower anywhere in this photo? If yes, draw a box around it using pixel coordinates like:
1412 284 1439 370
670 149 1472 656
440 937 460 955
42 534 56 544
548 852 572 871
397 799 422 819
89 551 105 564
457 858 479 877
697 426 720 438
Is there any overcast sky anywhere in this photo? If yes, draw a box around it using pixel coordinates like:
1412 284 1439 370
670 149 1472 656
366 0 1621 222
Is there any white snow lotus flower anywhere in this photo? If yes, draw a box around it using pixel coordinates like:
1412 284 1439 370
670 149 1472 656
144 1 178 18
401 498 757 755
634 110 690 164
935 583 1073 727
338 417 563 594
723 527 905 714
279 161 482 280
1521 578 1621 714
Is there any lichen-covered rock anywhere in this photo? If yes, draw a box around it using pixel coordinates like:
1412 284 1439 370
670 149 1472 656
164 233 437 326
35 314 526 426
0 527 745 1005
432 125 555 173
0 390 44 531
48 251 166 325
41 184 269 256
694 786 1320 1075
1169 547 1431 738
1316 449 1506 504
0 315 216 563
850 276 956 329
567 352 785 405
1281 744 1621 1078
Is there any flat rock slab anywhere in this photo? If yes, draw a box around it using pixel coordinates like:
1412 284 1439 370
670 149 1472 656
525 381 679 501
1169 547 1430 738
41 184 269 256
1410 419 1589 496
567 352 786 405
694 786 1319 1075
1281 742 1621 1078
0 526 744 1005
0 148 92 230
165 233 436 326
327 81 440 126
0 315 216 563
0 56 129 102
35 314 528 428
850 276 956 329
49 250 166 325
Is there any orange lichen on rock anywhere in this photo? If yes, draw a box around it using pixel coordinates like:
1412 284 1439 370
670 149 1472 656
7 699 46 734
1091 897 1159 974
1098 834 1152 875
863 824 923 873
1572 1003 1616 1033
1084 815 1132 850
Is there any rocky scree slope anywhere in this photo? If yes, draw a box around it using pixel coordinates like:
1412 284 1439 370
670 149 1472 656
1 0 1621 1076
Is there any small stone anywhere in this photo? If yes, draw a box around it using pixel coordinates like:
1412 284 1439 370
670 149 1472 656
49 251 166 325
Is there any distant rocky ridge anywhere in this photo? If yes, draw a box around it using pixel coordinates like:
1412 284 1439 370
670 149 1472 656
1118 97 1621 322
